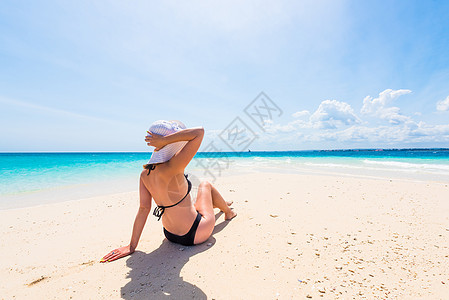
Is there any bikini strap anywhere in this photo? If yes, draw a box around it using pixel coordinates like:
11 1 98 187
153 174 192 221
153 206 165 221
144 164 156 175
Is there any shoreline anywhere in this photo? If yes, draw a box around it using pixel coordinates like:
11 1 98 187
1 172 449 299
2 164 449 211
2 150 449 210
3 172 448 212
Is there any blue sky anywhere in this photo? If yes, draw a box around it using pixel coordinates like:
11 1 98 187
1 0 449 152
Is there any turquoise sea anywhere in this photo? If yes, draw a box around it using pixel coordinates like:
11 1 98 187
1 149 449 210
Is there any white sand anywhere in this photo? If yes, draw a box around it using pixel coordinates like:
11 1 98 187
1 173 449 299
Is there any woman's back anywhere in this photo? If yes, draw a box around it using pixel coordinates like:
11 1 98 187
140 163 198 236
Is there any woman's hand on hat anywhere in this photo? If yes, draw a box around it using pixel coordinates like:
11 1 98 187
145 131 166 151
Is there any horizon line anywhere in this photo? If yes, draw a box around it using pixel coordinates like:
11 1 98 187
1 147 449 154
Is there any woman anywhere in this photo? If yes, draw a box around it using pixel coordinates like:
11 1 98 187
101 120 236 263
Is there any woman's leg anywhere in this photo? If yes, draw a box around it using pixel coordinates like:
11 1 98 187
193 181 236 244
210 184 235 218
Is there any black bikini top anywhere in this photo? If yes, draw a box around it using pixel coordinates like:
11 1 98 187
143 165 192 221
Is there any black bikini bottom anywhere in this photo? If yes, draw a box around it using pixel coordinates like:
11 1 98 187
163 212 202 246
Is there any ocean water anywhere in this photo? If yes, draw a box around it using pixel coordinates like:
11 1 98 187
1 149 449 209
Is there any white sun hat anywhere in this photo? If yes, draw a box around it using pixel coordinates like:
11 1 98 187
147 120 187 164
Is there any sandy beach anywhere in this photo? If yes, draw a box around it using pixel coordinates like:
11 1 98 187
1 172 449 299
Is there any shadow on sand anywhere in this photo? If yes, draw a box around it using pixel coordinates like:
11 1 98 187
121 213 229 299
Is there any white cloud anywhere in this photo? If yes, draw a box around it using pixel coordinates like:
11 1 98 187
309 100 360 129
264 118 449 146
361 89 411 114
264 119 310 133
292 121 445 145
255 88 449 147
436 95 449 111
292 110 310 119
264 100 360 133
334 123 418 143
411 122 449 140
221 89 449 149
361 89 412 124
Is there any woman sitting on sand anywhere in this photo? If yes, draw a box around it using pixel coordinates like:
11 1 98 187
101 120 236 262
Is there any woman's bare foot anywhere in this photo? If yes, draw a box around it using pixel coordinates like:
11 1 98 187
225 208 237 220
213 200 233 210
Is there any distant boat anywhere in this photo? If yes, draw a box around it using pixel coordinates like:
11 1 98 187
248 149 251 152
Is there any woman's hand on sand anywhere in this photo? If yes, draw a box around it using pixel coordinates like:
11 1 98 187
100 245 134 263
145 132 166 151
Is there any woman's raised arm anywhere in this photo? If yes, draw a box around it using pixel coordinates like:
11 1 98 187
146 127 204 172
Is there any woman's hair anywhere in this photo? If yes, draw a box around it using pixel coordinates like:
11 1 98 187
143 163 156 175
